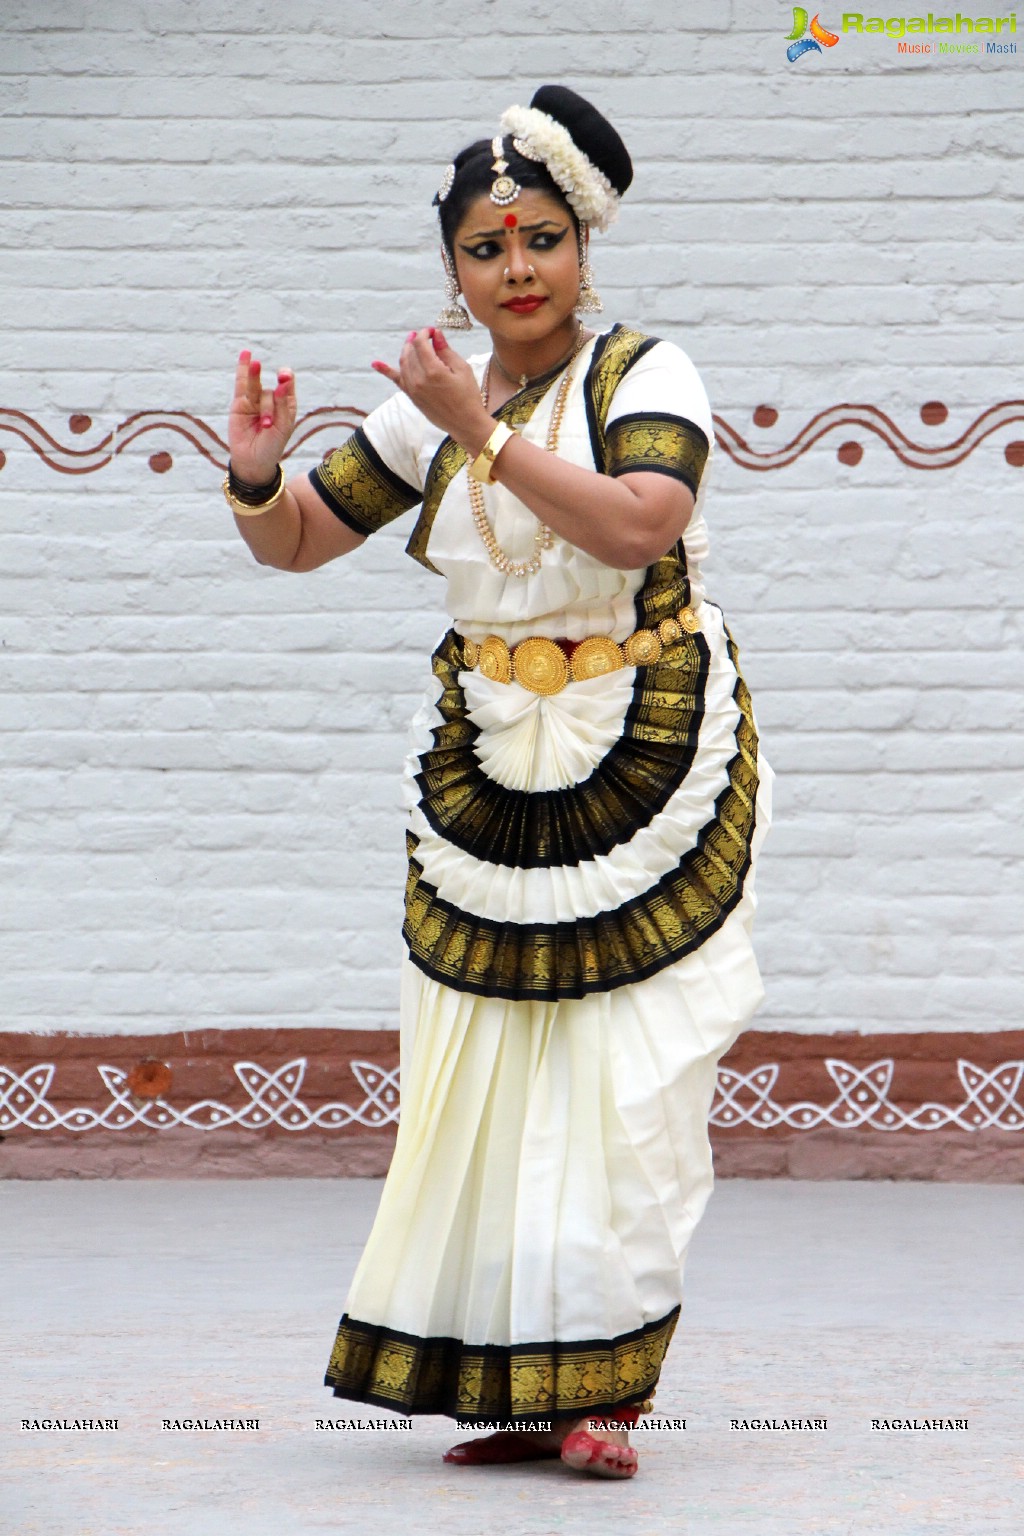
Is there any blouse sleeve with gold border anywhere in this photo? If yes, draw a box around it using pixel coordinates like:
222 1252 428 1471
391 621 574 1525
602 339 713 499
307 391 424 538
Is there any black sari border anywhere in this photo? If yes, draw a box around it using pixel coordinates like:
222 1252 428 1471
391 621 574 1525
401 631 760 1001
412 625 711 869
324 1306 681 1423
308 425 420 537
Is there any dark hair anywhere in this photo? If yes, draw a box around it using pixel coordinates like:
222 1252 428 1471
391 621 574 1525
436 137 579 256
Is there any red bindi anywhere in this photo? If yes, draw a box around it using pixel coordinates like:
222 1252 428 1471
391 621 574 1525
504 213 517 228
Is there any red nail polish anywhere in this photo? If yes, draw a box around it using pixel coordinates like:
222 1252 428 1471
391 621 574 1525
406 331 416 342
239 349 251 361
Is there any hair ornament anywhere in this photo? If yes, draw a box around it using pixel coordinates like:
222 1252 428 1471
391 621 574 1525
488 135 521 207
499 104 620 232
511 135 545 164
436 162 456 203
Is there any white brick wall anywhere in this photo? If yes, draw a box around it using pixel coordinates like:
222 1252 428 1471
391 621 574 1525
1 1 1021 1036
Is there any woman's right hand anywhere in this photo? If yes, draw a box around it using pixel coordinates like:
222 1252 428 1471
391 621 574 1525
227 349 297 483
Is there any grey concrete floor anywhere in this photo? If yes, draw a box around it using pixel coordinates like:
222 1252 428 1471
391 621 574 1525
3 1177 1022 1536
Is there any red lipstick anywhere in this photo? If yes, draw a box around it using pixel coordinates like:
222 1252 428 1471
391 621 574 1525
502 297 548 314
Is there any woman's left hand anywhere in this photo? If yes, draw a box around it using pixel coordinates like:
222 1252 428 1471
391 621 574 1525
372 329 490 447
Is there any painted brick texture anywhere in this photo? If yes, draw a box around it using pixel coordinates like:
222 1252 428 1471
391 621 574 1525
1 2 1021 1037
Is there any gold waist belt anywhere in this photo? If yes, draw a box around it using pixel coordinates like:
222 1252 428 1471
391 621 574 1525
462 606 701 697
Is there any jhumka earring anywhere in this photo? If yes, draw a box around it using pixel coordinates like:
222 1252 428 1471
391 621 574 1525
437 245 473 330
575 223 604 315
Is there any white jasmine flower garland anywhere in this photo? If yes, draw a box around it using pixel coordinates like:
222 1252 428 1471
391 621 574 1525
499 104 620 232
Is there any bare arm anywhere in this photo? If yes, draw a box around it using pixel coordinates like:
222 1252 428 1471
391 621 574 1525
231 474 367 572
226 350 366 572
378 330 694 570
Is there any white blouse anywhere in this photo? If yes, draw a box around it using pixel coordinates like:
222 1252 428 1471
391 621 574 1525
311 328 716 645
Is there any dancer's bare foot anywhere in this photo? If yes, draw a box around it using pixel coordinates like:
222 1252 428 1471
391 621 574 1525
443 1406 642 1474
442 1428 562 1465
559 1408 640 1479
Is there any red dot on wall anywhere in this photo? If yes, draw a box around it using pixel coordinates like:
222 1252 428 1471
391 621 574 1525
0 449 6 471
920 401 948 426
126 1059 173 1099
837 441 863 466
1005 441 1024 467
149 451 173 473
69 413 92 434
752 405 778 428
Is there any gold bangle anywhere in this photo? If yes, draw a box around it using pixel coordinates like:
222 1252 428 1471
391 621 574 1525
222 465 287 517
468 422 516 484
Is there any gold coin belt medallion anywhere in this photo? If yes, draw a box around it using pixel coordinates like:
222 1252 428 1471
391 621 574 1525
511 636 569 696
569 635 623 681
623 628 662 667
463 606 702 697
478 635 512 684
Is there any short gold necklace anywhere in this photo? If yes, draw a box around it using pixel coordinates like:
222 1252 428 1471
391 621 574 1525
468 337 586 579
491 324 584 391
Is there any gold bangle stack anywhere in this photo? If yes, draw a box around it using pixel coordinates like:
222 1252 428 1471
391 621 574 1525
222 464 287 517
462 606 701 697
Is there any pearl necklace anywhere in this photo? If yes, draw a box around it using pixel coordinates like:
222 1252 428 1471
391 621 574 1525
468 338 586 579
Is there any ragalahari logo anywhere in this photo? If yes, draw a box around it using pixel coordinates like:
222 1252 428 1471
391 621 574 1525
786 7 841 58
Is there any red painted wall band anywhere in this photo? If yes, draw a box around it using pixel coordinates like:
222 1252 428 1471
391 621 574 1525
2 1029 1021 1139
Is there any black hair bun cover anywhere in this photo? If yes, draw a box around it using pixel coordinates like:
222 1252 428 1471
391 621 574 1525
530 85 633 197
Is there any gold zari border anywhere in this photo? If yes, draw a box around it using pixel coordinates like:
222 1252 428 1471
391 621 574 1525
324 1307 680 1422
309 427 420 537
605 413 710 493
585 326 657 452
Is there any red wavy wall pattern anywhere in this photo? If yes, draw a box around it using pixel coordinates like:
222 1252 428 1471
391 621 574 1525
1 403 1023 475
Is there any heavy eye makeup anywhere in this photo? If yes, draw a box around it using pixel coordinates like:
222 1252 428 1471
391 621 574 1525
458 226 571 261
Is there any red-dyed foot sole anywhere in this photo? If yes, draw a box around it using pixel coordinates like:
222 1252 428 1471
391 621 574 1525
443 1432 562 1466
560 1430 639 1479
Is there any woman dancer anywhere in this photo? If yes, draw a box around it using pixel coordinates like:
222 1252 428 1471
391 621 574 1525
224 85 772 1480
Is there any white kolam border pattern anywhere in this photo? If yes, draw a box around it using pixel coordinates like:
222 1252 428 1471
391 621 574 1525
1 1056 1022 1135
0 1060 400 1134
713 1058 1024 1132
